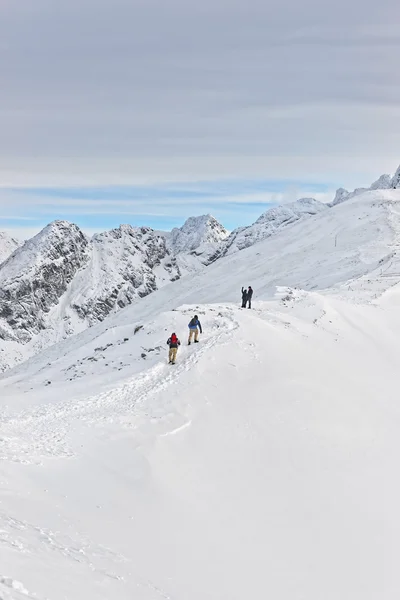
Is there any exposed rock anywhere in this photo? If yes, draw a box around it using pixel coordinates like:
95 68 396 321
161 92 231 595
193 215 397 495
0 221 90 341
71 224 181 325
167 214 229 271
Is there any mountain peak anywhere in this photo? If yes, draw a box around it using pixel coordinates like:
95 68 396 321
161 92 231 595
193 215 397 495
40 219 84 237
0 221 90 341
331 188 350 206
180 214 225 234
168 214 228 256
370 174 392 190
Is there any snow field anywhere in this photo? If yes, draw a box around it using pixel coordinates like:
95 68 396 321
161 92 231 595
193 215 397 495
3 187 400 597
1 289 400 598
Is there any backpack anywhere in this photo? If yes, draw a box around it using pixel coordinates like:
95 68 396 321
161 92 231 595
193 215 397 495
189 317 197 327
171 333 178 345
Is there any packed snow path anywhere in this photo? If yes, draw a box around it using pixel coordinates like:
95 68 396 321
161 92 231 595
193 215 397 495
0 306 239 464
2 293 400 599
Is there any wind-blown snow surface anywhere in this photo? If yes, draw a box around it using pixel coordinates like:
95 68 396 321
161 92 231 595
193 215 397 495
1 291 400 599
2 189 400 598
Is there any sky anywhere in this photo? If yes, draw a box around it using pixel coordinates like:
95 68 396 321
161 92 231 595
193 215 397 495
0 0 399 239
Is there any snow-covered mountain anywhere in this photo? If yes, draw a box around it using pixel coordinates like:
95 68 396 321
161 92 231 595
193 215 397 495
0 221 183 345
167 214 229 270
0 215 229 357
70 224 181 326
1 165 400 372
0 221 90 342
214 197 328 258
2 183 400 599
0 200 328 364
330 166 398 206
0 231 20 264
168 214 229 255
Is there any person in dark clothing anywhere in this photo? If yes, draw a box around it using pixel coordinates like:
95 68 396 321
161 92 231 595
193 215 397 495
167 332 181 364
241 287 248 308
188 315 202 344
247 286 253 309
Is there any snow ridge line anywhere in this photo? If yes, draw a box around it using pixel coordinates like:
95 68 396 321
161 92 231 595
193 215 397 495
0 308 239 463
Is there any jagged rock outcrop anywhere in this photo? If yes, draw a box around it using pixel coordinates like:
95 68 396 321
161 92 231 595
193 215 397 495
166 215 229 271
168 215 228 254
0 216 230 346
0 222 184 342
71 224 181 325
0 221 90 341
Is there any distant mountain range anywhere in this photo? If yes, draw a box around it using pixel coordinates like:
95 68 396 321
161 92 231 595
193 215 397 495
0 164 399 371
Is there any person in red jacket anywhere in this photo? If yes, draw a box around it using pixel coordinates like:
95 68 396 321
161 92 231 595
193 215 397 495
167 332 181 364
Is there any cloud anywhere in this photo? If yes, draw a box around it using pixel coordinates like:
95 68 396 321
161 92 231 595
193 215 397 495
0 180 334 212
0 0 399 187
0 179 335 235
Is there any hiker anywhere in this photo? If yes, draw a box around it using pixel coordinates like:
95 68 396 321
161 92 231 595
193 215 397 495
247 286 253 309
241 287 248 308
167 332 181 364
188 315 202 345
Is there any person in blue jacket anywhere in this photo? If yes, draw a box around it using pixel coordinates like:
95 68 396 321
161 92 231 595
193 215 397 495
188 315 202 345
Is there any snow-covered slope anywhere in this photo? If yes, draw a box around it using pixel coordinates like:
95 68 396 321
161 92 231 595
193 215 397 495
3 185 400 598
0 231 20 264
0 169 399 372
217 196 328 257
0 201 329 368
2 186 400 372
167 200 328 270
1 263 400 597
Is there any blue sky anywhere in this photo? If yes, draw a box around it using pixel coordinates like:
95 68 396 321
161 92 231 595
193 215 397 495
0 179 336 238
